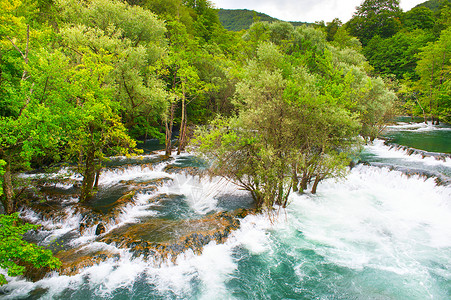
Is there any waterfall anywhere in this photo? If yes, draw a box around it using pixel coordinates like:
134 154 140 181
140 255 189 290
1 130 450 299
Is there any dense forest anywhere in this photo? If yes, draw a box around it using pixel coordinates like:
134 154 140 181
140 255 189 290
0 0 450 284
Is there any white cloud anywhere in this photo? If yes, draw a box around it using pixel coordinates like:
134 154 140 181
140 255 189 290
212 0 427 23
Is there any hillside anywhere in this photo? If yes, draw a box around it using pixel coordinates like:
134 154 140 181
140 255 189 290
217 9 307 31
415 0 451 11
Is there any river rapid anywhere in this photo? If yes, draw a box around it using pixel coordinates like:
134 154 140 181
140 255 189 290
1 122 450 299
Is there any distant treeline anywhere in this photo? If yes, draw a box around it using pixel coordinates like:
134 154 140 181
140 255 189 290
218 9 308 31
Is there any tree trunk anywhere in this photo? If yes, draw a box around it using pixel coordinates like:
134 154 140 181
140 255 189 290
94 165 101 189
177 115 187 155
414 94 428 124
250 189 263 211
177 85 187 155
300 173 309 192
311 175 321 194
434 50 446 126
80 147 96 202
165 102 175 156
282 184 292 208
291 164 299 192
428 61 435 124
276 182 284 206
2 158 15 214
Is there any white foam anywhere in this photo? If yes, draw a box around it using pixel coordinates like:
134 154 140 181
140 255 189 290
98 166 172 186
231 213 273 255
111 191 160 227
4 152 450 299
108 153 161 161
286 165 451 273
366 139 451 167
20 206 82 235
161 174 239 214
386 122 451 132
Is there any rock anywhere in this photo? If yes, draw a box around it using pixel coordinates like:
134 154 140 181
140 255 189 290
95 223 106 235
79 222 87 234
56 247 120 276
99 210 249 262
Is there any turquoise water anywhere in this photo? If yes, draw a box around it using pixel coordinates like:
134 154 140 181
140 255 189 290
383 122 451 154
1 127 450 299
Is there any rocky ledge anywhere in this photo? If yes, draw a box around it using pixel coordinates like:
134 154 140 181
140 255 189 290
99 209 251 262
383 140 451 162
360 161 451 186
25 209 251 280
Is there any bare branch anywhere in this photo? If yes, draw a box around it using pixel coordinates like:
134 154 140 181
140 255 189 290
6 36 26 60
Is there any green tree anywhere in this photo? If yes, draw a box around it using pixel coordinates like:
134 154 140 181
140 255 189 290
346 0 402 46
364 30 434 79
30 47 137 202
184 0 220 42
415 27 451 123
58 0 169 141
330 27 362 51
403 6 436 31
191 42 362 212
0 213 61 285
161 21 211 156
325 18 342 41
0 0 63 213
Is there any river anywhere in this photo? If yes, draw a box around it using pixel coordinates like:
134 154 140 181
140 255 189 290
1 121 450 299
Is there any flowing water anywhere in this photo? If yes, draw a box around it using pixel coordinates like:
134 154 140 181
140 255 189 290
1 123 450 299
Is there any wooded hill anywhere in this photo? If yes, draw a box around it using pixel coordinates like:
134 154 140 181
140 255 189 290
218 9 308 31
218 0 451 32
415 0 451 11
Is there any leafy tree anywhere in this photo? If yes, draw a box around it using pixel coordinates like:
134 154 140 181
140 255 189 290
191 42 362 212
346 0 402 46
28 46 137 202
58 0 169 141
0 213 61 285
0 0 63 213
242 21 271 56
403 6 436 31
183 0 220 42
66 51 137 201
325 18 342 41
415 27 451 124
330 27 362 51
161 21 211 156
364 30 434 79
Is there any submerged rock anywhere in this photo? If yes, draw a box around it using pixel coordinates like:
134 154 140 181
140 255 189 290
24 246 121 280
100 209 252 262
95 223 106 235
16 154 257 282
56 247 121 276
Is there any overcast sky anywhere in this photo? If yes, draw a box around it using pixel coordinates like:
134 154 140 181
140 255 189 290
212 0 427 23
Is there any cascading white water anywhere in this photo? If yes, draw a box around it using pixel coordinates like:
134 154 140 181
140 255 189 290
1 136 450 299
